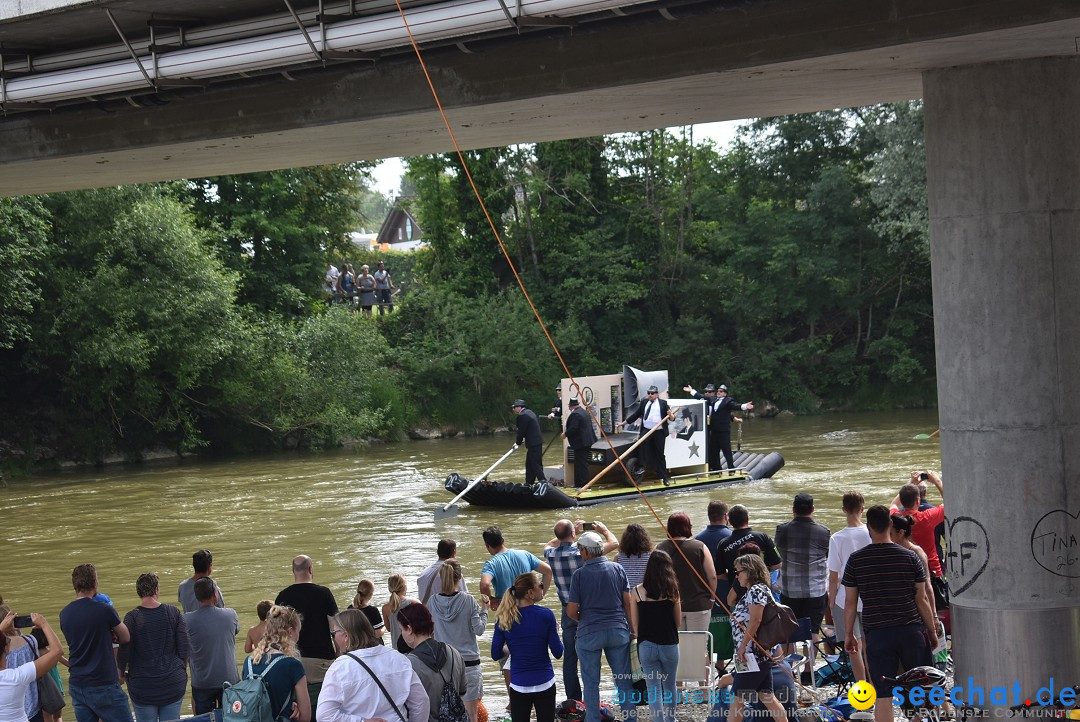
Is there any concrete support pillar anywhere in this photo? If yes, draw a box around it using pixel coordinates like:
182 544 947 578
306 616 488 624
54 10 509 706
924 57 1080 708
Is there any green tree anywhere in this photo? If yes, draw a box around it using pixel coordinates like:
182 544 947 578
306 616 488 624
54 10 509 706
188 164 373 314
40 188 240 456
0 196 50 350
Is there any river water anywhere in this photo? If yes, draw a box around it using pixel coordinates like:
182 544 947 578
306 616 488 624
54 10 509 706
1 409 940 709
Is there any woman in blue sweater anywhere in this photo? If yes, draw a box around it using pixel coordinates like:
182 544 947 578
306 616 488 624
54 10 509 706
491 573 563 722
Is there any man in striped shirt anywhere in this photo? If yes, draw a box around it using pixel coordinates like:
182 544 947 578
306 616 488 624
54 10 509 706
842 505 939 722
544 519 619 701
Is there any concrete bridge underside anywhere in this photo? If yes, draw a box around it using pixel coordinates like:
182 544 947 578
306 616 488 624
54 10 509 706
1 1 1080 195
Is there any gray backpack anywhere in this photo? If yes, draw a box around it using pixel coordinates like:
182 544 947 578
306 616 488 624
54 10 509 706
223 656 291 722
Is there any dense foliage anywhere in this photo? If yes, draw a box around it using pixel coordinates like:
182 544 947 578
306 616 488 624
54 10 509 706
0 103 934 469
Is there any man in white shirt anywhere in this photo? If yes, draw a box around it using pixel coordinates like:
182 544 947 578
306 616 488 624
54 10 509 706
826 490 872 681
324 263 340 304
616 385 674 485
416 538 468 604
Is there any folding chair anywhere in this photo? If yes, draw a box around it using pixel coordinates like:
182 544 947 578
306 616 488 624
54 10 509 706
708 610 735 663
813 634 855 697
782 617 816 686
676 630 714 685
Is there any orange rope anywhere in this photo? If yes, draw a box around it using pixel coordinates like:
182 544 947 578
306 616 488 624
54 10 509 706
390 1 825 706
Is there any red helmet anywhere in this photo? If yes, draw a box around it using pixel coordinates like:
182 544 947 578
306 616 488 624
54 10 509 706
556 700 586 722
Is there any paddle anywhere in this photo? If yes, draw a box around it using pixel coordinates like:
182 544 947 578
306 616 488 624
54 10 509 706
434 443 519 520
576 409 678 494
542 428 561 457
913 429 940 440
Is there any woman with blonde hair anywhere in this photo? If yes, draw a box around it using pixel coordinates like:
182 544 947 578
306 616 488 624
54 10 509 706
428 562 487 722
318 610 427 722
382 575 420 654
241 605 310 722
729 555 787 722
491 573 562 722
348 580 385 642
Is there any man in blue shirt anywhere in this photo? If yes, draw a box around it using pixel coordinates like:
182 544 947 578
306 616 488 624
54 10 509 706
60 563 133 722
695 500 733 603
566 532 635 722
543 520 619 701
480 526 553 697
480 526 552 604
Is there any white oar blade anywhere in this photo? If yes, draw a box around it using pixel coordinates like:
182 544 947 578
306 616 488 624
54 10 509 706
434 504 461 521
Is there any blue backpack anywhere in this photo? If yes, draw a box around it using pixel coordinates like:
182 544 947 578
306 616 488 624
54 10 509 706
223 656 291 722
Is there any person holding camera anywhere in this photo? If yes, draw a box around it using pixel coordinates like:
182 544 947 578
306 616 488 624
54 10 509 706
1 611 64 722
543 519 618 701
888 471 948 608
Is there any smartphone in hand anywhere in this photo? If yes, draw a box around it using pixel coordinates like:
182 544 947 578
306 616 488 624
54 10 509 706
582 522 595 531
13 615 33 628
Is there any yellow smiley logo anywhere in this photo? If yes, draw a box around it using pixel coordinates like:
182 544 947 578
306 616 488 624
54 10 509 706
848 680 877 710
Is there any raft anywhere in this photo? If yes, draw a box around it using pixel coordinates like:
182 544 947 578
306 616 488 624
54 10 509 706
443 449 784 509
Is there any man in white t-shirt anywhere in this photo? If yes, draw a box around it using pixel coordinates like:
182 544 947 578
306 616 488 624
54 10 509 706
826 490 872 681
324 263 340 304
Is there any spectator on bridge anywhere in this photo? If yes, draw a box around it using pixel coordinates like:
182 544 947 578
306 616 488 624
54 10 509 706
356 265 376 317
374 260 395 315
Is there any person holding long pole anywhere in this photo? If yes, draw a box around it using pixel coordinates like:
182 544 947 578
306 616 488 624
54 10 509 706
616 386 675 486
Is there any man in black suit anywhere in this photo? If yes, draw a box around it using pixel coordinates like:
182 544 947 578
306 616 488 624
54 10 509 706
562 398 597 488
512 399 547 484
617 385 674 485
547 385 563 421
712 384 754 473
684 382 723 470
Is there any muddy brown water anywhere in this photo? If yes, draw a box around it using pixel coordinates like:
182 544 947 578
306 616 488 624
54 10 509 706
1 409 941 712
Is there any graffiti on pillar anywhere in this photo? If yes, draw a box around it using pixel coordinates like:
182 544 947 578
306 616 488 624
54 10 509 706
946 516 990 595
1030 508 1080 577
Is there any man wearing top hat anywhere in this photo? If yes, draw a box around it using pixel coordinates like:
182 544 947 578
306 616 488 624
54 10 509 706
562 398 597 488
616 385 675 485
512 399 547 484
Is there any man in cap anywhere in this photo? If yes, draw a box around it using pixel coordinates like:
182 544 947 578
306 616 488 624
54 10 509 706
566 532 636 722
512 399 546 484
712 384 754 473
373 260 394 314
617 385 674 485
543 520 619 701
562 398 597 487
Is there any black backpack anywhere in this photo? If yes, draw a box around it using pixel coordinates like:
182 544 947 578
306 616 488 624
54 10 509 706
425 644 469 722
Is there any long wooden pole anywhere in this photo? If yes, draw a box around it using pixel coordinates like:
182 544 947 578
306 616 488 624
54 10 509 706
577 410 677 493
434 444 518 520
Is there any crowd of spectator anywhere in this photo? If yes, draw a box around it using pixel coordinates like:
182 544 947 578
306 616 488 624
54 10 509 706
1 470 947 722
